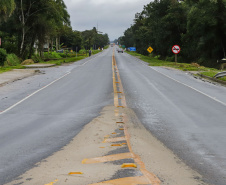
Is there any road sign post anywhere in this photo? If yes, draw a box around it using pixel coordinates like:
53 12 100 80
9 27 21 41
129 47 136 51
172 45 181 64
147 46 153 54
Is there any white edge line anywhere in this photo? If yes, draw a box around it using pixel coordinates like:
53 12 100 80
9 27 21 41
0 72 71 114
1 52 103 114
150 67 226 107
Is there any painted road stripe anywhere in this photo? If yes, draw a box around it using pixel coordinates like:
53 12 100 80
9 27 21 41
112 52 161 185
150 67 226 107
82 153 133 164
128 53 226 107
0 72 71 114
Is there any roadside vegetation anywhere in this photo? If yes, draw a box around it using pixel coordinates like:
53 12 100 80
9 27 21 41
0 0 109 73
119 0 226 68
127 51 226 82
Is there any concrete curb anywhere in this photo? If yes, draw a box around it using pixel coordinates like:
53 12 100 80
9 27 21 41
23 64 56 68
0 69 39 87
197 73 226 86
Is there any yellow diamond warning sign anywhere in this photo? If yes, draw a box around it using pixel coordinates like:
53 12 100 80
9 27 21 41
147 46 153 53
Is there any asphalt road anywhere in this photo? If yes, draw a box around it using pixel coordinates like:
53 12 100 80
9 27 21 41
1 47 226 184
0 49 113 184
115 49 226 185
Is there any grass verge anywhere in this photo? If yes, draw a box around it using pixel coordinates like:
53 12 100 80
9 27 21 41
0 65 25 74
126 51 226 82
0 50 102 73
41 55 87 65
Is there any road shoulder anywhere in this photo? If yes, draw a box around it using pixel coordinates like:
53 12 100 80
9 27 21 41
0 69 39 87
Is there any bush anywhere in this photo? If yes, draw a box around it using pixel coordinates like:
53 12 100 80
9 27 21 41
0 48 7 66
32 54 43 63
6 54 21 66
58 53 67 58
44 52 62 59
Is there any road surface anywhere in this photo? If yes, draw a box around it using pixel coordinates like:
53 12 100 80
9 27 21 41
0 47 226 184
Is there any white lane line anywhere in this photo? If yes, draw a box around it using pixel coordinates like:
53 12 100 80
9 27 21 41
126 53 226 107
150 67 226 107
0 72 71 114
0 51 105 114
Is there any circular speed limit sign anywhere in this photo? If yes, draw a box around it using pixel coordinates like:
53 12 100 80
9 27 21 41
172 45 181 54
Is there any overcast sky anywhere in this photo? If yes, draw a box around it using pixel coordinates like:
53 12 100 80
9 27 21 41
64 0 152 41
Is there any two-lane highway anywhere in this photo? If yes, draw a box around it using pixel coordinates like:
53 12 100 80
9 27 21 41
1 46 226 184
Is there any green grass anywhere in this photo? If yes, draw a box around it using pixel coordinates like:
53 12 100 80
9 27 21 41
0 65 25 74
201 71 226 81
126 51 226 82
41 55 87 65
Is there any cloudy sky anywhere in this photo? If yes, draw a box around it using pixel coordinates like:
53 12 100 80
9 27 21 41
64 0 152 41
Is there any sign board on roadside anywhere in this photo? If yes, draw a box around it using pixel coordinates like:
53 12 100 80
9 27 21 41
172 45 181 54
147 46 153 53
129 47 136 51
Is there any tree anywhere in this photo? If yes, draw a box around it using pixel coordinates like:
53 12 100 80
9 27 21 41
121 27 135 48
60 25 82 51
183 0 226 65
1 0 71 58
0 0 16 22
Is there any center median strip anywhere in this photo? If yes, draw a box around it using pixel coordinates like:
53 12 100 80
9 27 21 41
80 51 161 185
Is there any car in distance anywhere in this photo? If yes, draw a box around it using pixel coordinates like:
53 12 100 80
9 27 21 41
118 48 123 53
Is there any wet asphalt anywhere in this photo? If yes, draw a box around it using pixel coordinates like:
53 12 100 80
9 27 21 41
1 47 226 184
0 49 113 184
115 51 226 185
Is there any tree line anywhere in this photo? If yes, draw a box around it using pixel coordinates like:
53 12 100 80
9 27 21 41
119 0 226 67
0 0 109 65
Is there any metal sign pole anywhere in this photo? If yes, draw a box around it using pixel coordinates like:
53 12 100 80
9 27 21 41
175 54 177 64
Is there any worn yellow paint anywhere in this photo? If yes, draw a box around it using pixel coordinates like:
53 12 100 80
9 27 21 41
111 132 117 134
103 136 126 143
123 120 161 185
116 121 124 124
87 50 161 185
99 147 105 148
111 144 122 146
82 153 133 164
121 163 137 168
119 128 124 130
117 106 124 108
44 179 58 185
68 172 83 175
89 176 150 185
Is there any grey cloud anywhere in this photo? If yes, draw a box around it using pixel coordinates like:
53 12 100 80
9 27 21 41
64 0 152 40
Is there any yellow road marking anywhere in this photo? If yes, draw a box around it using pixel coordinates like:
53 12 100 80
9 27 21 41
121 163 137 168
89 176 151 185
111 51 161 185
82 153 133 164
103 136 126 143
111 144 122 146
82 50 161 185
44 179 58 185
68 172 83 175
